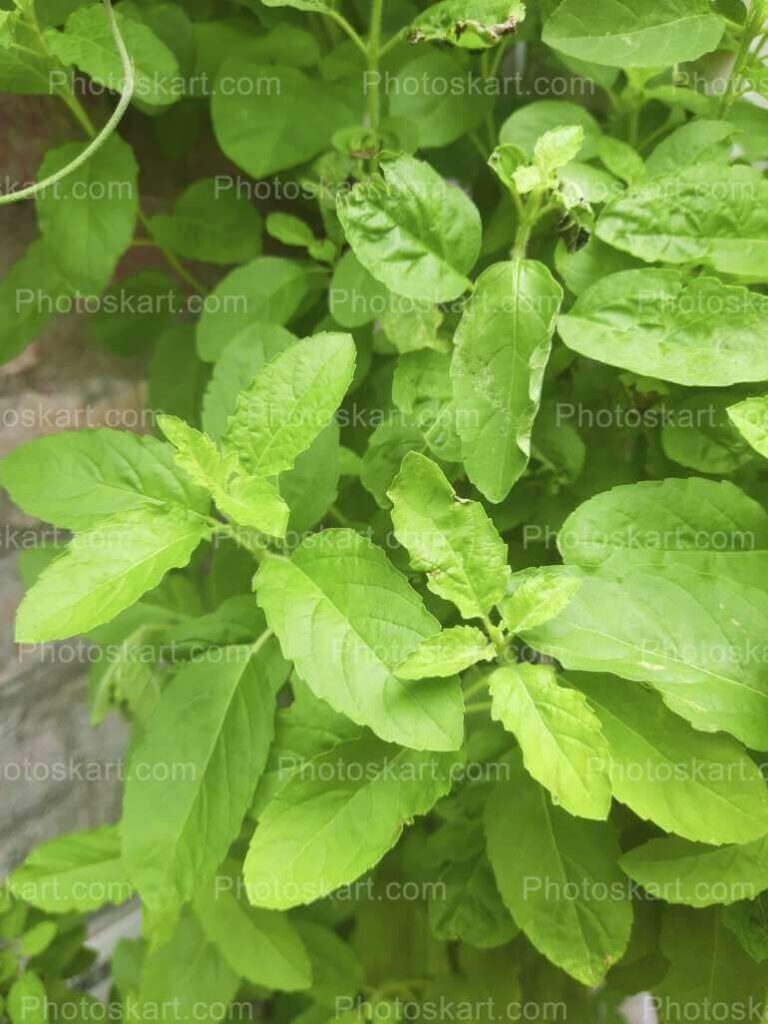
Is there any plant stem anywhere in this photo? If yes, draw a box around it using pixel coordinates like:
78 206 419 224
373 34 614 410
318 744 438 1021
328 504 352 527
137 211 207 295
251 629 274 657
626 103 641 147
326 9 367 55
469 131 490 160
0 0 134 207
480 50 496 150
367 0 385 142
213 523 269 561
511 189 545 261
481 615 507 658
58 89 98 136
463 676 491 701
465 700 492 715
717 0 766 116
380 26 406 57
488 36 513 81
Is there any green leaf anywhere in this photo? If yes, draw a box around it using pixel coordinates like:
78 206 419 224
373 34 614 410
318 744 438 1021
149 179 262 265
136 911 239 1022
258 0 333 14
9 825 131 914
499 101 601 160
485 758 633 986
392 350 461 463
194 871 311 991
19 922 57 958
381 302 445 354
427 818 519 950
489 664 612 820
451 260 563 503
575 672 768 844
255 529 464 751
8 973 46 1024
408 0 525 48
524 565 768 750
223 332 355 476
122 644 278 914
148 325 207 427
329 250 389 329
360 419 428 510
557 270 768 385
202 323 296 440
45 2 180 107
244 734 458 909
661 390 754 475
396 626 495 679
500 567 582 633
0 17 58 93
597 166 768 277
657 907 767 1023
216 475 291 537
336 154 481 303
294 920 364 1007
16 506 208 643
535 125 584 175
558 477 768 585
554 236 642 296
157 414 290 536
389 53 493 148
89 271 182 357
212 59 358 178
266 212 315 249
196 257 308 362
596 136 647 185
728 396 768 458
0 428 209 530
280 422 341 533
35 135 138 294
621 835 768 908
388 451 510 620
157 413 233 490
645 119 736 178
723 897 768 964
0 240 74 364
252 677 360 816
429 855 518 948
557 160 623 205
543 0 725 67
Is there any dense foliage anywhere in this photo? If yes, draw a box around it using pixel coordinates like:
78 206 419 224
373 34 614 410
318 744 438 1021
2 0 768 1021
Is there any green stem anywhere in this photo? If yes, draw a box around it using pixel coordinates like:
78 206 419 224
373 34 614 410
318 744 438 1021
511 188 545 261
57 88 98 137
463 676 490 701
627 104 641 148
251 629 274 657
717 1 765 116
213 523 269 561
328 504 352 527
469 131 490 160
380 26 406 57
482 615 507 658
0 0 134 207
465 700 492 715
326 9 367 56
480 51 496 150
488 36 512 81
366 0 385 143
137 210 206 295
638 109 678 153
